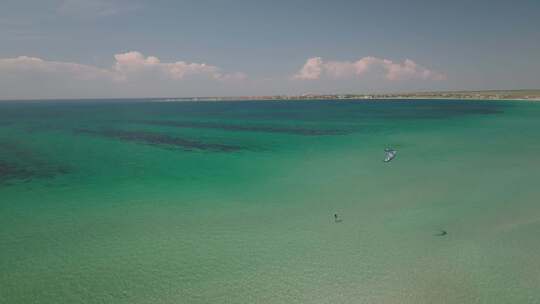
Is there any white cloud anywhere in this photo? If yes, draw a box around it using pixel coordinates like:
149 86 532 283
111 51 246 82
0 51 244 83
294 56 446 81
0 51 246 99
293 57 323 80
113 52 231 80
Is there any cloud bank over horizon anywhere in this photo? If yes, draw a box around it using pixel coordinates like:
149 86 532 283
293 56 446 82
0 51 450 99
0 51 246 99
0 51 245 83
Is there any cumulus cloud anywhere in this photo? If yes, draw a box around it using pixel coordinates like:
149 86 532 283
0 51 246 99
112 51 245 82
293 56 446 81
293 57 324 80
0 51 244 83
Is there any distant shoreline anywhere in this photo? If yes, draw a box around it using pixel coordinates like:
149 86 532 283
150 97 540 102
1 90 539 102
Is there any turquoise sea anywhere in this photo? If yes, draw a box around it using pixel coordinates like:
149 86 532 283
1 99 540 303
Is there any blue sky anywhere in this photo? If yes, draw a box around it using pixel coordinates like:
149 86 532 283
0 0 539 99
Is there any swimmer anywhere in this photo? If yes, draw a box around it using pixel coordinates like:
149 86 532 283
435 230 448 236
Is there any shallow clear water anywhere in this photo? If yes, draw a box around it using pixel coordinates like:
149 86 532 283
1 99 539 303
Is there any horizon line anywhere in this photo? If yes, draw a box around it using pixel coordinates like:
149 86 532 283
1 89 539 102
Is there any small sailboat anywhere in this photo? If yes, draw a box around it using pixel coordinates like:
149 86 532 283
384 148 397 162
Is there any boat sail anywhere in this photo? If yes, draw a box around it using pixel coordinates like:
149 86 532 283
384 148 397 162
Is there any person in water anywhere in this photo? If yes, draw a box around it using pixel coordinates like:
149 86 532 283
435 230 448 236
334 213 341 223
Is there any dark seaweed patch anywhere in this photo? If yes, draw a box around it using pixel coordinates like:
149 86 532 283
0 160 69 184
0 161 31 182
131 120 351 136
0 142 70 185
76 129 246 152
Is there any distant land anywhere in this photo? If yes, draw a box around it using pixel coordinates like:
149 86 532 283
155 90 540 102
2 90 540 102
